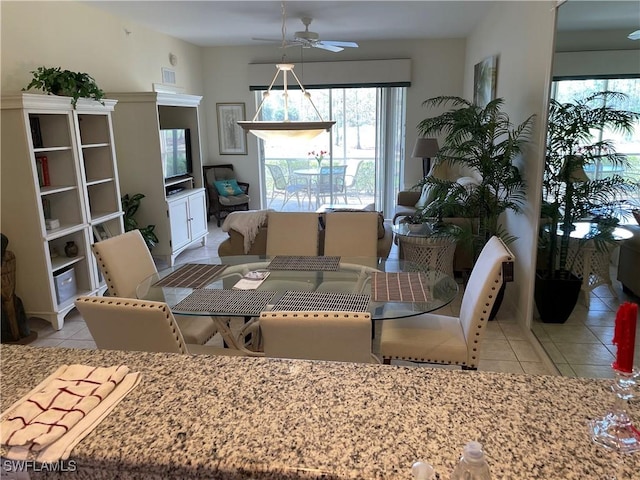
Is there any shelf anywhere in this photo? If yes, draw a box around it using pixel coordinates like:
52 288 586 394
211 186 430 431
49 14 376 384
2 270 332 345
40 185 77 196
91 211 123 224
165 175 194 188
45 223 86 241
86 177 114 187
82 143 110 149
33 146 73 154
50 254 85 273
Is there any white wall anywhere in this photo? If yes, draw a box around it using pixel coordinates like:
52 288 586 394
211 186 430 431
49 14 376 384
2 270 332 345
1 0 208 158
464 0 557 329
202 39 467 210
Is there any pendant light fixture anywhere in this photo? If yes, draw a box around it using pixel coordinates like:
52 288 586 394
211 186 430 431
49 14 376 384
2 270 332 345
237 2 335 142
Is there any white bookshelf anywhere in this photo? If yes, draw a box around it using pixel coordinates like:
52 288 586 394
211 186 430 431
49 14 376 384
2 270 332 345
1 93 124 329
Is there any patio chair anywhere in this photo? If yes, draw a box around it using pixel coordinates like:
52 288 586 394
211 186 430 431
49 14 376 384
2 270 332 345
312 165 348 206
266 164 308 209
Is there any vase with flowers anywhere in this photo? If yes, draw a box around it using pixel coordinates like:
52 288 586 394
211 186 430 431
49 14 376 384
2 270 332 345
309 150 327 168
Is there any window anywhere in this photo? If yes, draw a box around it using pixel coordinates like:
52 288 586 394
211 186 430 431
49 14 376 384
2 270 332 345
551 77 640 208
257 86 405 215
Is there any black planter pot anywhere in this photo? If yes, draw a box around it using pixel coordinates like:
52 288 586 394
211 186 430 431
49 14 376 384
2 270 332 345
488 282 506 321
534 272 582 323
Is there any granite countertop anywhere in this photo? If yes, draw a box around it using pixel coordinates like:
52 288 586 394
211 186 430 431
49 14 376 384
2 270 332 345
1 345 638 479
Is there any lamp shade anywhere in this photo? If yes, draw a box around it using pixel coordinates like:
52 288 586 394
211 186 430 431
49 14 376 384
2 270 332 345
562 156 590 182
412 138 439 159
237 121 335 142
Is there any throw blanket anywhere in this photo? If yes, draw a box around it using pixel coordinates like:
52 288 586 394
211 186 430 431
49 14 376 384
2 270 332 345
1 364 140 462
222 209 271 254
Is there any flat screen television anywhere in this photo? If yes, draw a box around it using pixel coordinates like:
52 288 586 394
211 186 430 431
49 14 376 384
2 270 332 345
160 128 192 180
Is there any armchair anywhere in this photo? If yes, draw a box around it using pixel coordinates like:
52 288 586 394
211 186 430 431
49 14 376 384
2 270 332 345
203 164 250 226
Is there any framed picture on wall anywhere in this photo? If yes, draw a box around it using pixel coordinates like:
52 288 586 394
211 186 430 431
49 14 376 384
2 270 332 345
216 103 247 155
473 55 499 108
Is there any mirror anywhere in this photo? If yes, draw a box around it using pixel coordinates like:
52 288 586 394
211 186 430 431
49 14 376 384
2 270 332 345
531 0 640 379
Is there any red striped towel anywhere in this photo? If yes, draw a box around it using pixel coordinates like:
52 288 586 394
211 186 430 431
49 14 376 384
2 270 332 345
1 364 138 461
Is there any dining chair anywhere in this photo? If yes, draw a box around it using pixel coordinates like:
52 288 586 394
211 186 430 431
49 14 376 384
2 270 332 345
74 296 244 356
323 211 378 258
91 230 218 345
266 164 308 208
259 310 380 363
265 212 319 256
379 236 514 369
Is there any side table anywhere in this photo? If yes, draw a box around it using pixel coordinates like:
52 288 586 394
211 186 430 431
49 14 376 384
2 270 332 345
392 224 457 277
565 222 633 307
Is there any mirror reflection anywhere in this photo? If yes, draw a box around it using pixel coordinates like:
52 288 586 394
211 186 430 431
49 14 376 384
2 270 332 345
531 0 640 378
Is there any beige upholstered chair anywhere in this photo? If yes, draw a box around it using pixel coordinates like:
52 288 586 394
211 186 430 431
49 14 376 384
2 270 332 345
74 296 243 356
259 311 380 363
379 236 513 369
323 211 378 258
265 212 319 256
91 230 217 345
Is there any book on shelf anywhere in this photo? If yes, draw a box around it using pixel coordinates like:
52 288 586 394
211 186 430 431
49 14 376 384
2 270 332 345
35 155 50 187
232 270 270 290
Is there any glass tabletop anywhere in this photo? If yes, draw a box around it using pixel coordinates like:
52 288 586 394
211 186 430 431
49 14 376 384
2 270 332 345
137 255 459 320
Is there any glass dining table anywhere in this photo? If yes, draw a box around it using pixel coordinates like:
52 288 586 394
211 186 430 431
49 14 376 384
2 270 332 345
136 255 459 352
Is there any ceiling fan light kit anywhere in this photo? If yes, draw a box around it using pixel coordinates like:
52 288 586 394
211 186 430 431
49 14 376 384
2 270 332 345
239 3 339 142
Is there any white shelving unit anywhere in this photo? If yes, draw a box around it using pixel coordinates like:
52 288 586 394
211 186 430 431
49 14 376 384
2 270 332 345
1 93 124 330
108 92 208 266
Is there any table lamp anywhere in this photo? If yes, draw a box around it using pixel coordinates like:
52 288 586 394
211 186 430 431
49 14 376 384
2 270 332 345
412 138 439 177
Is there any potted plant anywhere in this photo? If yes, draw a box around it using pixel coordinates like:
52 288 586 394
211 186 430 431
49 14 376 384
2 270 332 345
121 193 159 250
23 66 105 108
536 91 638 323
416 96 532 255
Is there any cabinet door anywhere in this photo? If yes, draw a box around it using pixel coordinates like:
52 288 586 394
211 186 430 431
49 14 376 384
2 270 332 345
188 190 208 240
168 197 190 251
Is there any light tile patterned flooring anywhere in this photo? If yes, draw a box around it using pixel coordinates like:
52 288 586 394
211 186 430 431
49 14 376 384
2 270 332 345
30 221 640 377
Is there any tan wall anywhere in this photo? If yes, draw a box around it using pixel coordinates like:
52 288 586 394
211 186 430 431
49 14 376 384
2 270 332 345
1 0 208 157
464 0 557 330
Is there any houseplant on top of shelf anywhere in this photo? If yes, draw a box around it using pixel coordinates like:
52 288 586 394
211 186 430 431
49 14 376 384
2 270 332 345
23 66 105 108
536 90 639 323
122 193 159 251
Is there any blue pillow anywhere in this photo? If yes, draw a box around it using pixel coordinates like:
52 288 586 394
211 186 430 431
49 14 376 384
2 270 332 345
214 179 243 197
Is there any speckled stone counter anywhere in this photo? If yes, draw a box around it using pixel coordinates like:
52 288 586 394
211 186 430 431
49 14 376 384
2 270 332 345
1 345 638 479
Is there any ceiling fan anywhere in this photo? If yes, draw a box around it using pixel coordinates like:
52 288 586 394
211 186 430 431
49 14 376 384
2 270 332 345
254 17 359 53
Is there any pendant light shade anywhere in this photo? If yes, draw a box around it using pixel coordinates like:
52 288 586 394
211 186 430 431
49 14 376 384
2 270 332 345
238 63 335 141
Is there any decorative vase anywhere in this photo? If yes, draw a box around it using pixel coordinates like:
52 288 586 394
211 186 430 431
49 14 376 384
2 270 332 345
64 241 78 258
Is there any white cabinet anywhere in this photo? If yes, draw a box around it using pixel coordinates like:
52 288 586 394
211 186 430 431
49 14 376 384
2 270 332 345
168 189 208 253
1 93 124 330
109 92 208 266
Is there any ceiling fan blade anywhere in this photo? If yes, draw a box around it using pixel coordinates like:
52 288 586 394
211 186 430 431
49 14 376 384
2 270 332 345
315 42 344 52
321 40 359 48
628 30 640 40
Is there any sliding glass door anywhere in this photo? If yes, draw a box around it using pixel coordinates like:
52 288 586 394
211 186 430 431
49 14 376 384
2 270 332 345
258 86 405 215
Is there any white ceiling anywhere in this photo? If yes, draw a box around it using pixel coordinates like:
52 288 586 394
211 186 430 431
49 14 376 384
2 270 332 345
88 0 639 48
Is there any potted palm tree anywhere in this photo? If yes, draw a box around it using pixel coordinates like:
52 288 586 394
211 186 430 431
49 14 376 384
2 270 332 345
416 96 533 257
416 96 533 318
536 91 638 323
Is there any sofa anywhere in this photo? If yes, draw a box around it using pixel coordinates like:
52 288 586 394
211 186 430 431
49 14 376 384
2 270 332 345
617 224 640 297
218 209 393 258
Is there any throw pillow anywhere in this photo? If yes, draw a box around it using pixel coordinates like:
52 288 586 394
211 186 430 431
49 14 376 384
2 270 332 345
415 183 435 209
214 179 243 197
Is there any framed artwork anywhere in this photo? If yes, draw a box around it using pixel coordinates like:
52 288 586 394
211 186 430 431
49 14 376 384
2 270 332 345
92 223 113 242
473 55 498 108
216 103 247 155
